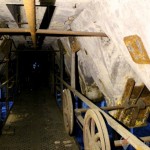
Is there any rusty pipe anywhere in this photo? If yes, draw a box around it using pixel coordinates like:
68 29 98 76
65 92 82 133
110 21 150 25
37 29 108 37
0 28 107 37
0 28 30 35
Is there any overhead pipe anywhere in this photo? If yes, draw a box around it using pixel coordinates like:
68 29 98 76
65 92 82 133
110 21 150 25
23 0 36 48
0 28 107 37
0 28 30 35
37 29 108 37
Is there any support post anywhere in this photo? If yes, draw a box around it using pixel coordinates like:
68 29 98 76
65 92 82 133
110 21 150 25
71 52 76 89
23 0 36 48
60 45 64 104
16 52 19 92
6 53 9 114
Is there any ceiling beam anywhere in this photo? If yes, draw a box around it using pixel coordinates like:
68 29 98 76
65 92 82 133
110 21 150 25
0 28 30 35
0 28 107 37
37 29 108 37
23 0 36 48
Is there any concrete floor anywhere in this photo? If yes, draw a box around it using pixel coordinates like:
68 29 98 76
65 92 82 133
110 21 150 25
0 88 79 150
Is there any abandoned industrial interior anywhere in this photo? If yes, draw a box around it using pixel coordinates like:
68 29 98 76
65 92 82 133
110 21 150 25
0 0 150 150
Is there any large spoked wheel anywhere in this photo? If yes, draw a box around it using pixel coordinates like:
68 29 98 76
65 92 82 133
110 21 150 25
63 89 74 135
83 109 111 150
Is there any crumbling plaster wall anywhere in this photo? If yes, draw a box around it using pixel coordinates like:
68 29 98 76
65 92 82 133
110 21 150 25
54 0 148 106
70 0 144 105
63 37 103 102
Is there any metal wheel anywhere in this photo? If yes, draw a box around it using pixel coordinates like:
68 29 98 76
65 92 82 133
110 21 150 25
63 89 74 135
83 109 111 150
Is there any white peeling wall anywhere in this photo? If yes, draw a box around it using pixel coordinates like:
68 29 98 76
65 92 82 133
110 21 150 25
77 49 103 101
59 37 103 102
70 0 144 105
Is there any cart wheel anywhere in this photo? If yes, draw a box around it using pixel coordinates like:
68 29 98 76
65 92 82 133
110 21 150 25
83 109 111 150
63 89 74 135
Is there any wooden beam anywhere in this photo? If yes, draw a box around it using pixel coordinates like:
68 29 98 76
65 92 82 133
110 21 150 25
37 29 108 37
23 0 36 48
0 28 30 35
114 136 150 147
0 28 107 37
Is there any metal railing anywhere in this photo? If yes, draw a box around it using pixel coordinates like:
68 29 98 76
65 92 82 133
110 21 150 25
0 75 16 128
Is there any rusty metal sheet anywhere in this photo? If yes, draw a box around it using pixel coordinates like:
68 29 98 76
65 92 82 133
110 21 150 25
115 78 150 128
124 35 150 64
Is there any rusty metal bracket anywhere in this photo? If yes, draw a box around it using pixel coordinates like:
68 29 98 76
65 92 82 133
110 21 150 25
124 35 150 64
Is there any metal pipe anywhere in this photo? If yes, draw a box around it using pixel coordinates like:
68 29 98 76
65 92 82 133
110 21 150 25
74 103 150 113
0 28 30 35
56 76 149 150
23 0 36 48
0 28 107 37
37 29 108 37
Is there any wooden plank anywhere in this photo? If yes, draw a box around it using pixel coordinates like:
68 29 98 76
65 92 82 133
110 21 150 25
76 114 84 126
114 136 150 147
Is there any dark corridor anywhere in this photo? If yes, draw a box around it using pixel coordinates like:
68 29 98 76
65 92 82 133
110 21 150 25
18 51 51 90
0 50 79 150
